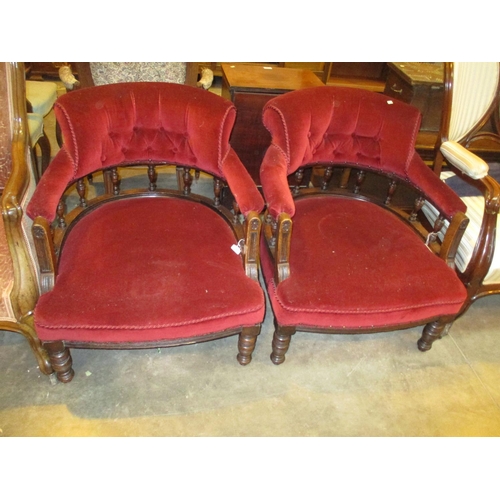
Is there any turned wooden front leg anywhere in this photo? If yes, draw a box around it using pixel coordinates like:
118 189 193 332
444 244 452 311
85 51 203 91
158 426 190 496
417 319 451 352
271 322 296 365
45 341 74 383
237 326 261 366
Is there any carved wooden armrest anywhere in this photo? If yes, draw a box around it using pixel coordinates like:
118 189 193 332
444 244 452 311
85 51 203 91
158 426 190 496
463 175 500 287
243 211 261 281
32 216 57 294
263 211 292 283
482 175 500 215
439 211 469 270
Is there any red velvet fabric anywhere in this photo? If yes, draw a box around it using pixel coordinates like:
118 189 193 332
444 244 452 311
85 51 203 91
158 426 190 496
34 197 265 343
261 197 467 329
27 82 264 220
260 87 466 219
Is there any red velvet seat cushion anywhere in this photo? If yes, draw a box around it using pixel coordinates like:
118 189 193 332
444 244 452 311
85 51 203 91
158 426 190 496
261 196 467 329
34 197 265 343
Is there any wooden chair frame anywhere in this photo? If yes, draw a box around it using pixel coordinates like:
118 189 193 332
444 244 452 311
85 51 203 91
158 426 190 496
0 62 52 375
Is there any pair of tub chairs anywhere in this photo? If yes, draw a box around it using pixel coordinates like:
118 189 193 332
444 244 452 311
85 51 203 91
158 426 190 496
16 64 499 383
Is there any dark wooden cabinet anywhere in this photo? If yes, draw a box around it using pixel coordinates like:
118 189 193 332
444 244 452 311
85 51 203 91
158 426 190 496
221 63 324 184
384 62 444 133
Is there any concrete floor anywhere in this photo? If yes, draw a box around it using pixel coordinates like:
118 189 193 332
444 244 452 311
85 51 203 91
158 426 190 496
2 289 500 437
1 77 500 439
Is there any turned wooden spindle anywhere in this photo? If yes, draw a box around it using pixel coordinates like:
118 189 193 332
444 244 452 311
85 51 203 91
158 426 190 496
410 196 426 221
111 167 120 195
233 200 240 225
427 215 445 246
264 214 277 249
213 178 222 206
269 215 277 248
322 166 333 190
76 178 87 207
293 168 304 195
434 216 445 234
385 178 398 205
183 167 192 195
148 164 157 191
57 199 66 229
354 170 366 194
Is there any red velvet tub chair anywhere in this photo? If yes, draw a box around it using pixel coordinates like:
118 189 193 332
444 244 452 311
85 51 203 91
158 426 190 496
26 82 265 383
259 86 470 364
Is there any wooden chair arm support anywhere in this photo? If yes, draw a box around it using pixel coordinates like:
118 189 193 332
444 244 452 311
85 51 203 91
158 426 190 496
2 191 40 320
462 175 500 287
440 211 469 269
244 211 261 281
274 213 293 283
262 211 293 283
32 216 57 294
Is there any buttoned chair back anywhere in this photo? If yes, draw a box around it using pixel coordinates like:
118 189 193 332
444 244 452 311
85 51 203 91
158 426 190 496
69 62 202 191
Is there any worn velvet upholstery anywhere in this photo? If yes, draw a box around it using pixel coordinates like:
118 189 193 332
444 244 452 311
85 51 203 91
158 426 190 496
26 82 265 347
260 87 467 333
27 82 264 220
35 197 264 342
261 197 466 329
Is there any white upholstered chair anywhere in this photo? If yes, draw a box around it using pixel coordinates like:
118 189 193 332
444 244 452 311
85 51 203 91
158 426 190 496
424 62 500 312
